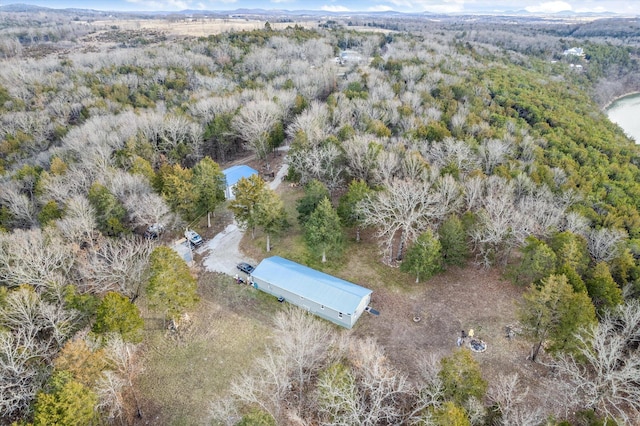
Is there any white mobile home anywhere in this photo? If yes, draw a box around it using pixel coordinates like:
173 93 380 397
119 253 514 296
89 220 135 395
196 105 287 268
222 165 258 200
250 256 373 329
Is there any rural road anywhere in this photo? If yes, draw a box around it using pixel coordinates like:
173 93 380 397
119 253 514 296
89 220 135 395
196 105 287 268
199 160 289 275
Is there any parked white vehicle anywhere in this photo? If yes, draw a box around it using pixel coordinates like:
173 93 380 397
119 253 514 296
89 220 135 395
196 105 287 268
185 229 203 247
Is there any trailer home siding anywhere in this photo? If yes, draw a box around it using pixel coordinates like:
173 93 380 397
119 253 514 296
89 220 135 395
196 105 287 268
250 256 372 329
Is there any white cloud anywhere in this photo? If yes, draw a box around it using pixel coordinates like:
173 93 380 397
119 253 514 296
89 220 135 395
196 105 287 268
321 4 351 12
525 1 572 13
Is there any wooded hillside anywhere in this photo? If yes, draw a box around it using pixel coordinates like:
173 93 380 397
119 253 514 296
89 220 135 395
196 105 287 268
1 9 639 425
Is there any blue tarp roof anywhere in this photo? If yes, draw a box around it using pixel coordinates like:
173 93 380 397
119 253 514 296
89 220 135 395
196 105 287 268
251 256 372 314
222 165 258 186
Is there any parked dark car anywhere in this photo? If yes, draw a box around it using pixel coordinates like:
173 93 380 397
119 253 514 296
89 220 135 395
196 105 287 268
236 262 255 274
144 223 164 239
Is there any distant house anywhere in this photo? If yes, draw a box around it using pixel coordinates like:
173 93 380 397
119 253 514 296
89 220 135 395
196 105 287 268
339 50 363 64
563 47 584 56
222 165 258 200
250 256 373 329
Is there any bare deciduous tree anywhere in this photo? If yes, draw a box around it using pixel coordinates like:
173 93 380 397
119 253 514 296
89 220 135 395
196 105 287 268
0 330 47 418
287 143 345 191
468 177 522 266
209 396 241 426
463 175 485 212
230 348 291 422
243 46 287 77
587 227 627 263
0 286 76 418
286 101 331 146
96 370 127 421
230 306 333 422
103 335 143 421
399 150 429 183
0 111 52 158
478 138 512 174
76 236 154 300
55 195 97 244
123 192 173 230
342 135 383 185
159 114 194 154
0 228 74 291
406 354 445 422
357 177 449 263
424 137 479 178
232 99 282 168
563 212 591 237
552 301 640 424
106 170 173 229
488 373 544 426
42 163 97 205
0 180 38 228
317 337 410 425
467 175 568 267
376 150 402 187
273 307 333 405
61 112 138 169
0 286 76 347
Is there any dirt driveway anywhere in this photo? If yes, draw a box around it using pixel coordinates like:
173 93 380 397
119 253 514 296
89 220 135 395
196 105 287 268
199 161 289 275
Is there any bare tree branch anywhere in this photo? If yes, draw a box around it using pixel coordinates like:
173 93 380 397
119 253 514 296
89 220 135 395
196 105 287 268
552 301 640 424
0 228 74 291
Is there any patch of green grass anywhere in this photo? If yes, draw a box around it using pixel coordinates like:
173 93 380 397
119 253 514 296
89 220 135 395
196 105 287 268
331 236 417 294
245 185 418 293
199 271 284 322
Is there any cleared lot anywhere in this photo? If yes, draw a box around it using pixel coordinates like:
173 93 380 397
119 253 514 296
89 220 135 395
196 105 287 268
92 18 318 37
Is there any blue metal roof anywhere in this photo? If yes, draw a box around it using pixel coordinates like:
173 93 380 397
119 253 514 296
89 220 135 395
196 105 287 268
223 165 258 186
251 256 372 314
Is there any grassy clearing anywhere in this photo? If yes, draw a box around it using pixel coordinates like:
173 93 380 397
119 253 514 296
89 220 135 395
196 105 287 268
95 19 318 38
240 184 416 294
136 272 274 425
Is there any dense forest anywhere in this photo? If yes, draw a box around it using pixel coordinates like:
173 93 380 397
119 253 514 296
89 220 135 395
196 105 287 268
1 6 640 425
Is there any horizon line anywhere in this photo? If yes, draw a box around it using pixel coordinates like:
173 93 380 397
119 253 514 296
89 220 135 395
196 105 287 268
0 2 634 17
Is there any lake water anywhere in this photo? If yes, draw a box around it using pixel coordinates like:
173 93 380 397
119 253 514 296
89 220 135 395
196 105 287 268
606 93 640 143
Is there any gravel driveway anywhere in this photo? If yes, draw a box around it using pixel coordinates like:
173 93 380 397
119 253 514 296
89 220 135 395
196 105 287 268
199 161 289 275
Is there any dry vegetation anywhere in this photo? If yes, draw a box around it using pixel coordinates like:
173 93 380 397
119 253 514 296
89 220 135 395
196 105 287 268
136 272 274 425
1 8 639 426
135 151 541 424
92 18 319 38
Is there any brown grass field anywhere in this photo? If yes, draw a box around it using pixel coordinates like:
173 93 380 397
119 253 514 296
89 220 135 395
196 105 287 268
91 18 319 38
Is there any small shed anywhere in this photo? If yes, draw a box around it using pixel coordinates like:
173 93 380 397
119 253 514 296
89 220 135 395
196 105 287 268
250 256 372 329
222 165 258 200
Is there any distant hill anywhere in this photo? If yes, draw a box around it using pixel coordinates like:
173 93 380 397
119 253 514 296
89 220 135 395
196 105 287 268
0 3 630 19
0 3 51 12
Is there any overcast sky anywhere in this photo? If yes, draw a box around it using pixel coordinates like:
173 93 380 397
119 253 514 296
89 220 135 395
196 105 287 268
4 0 639 15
